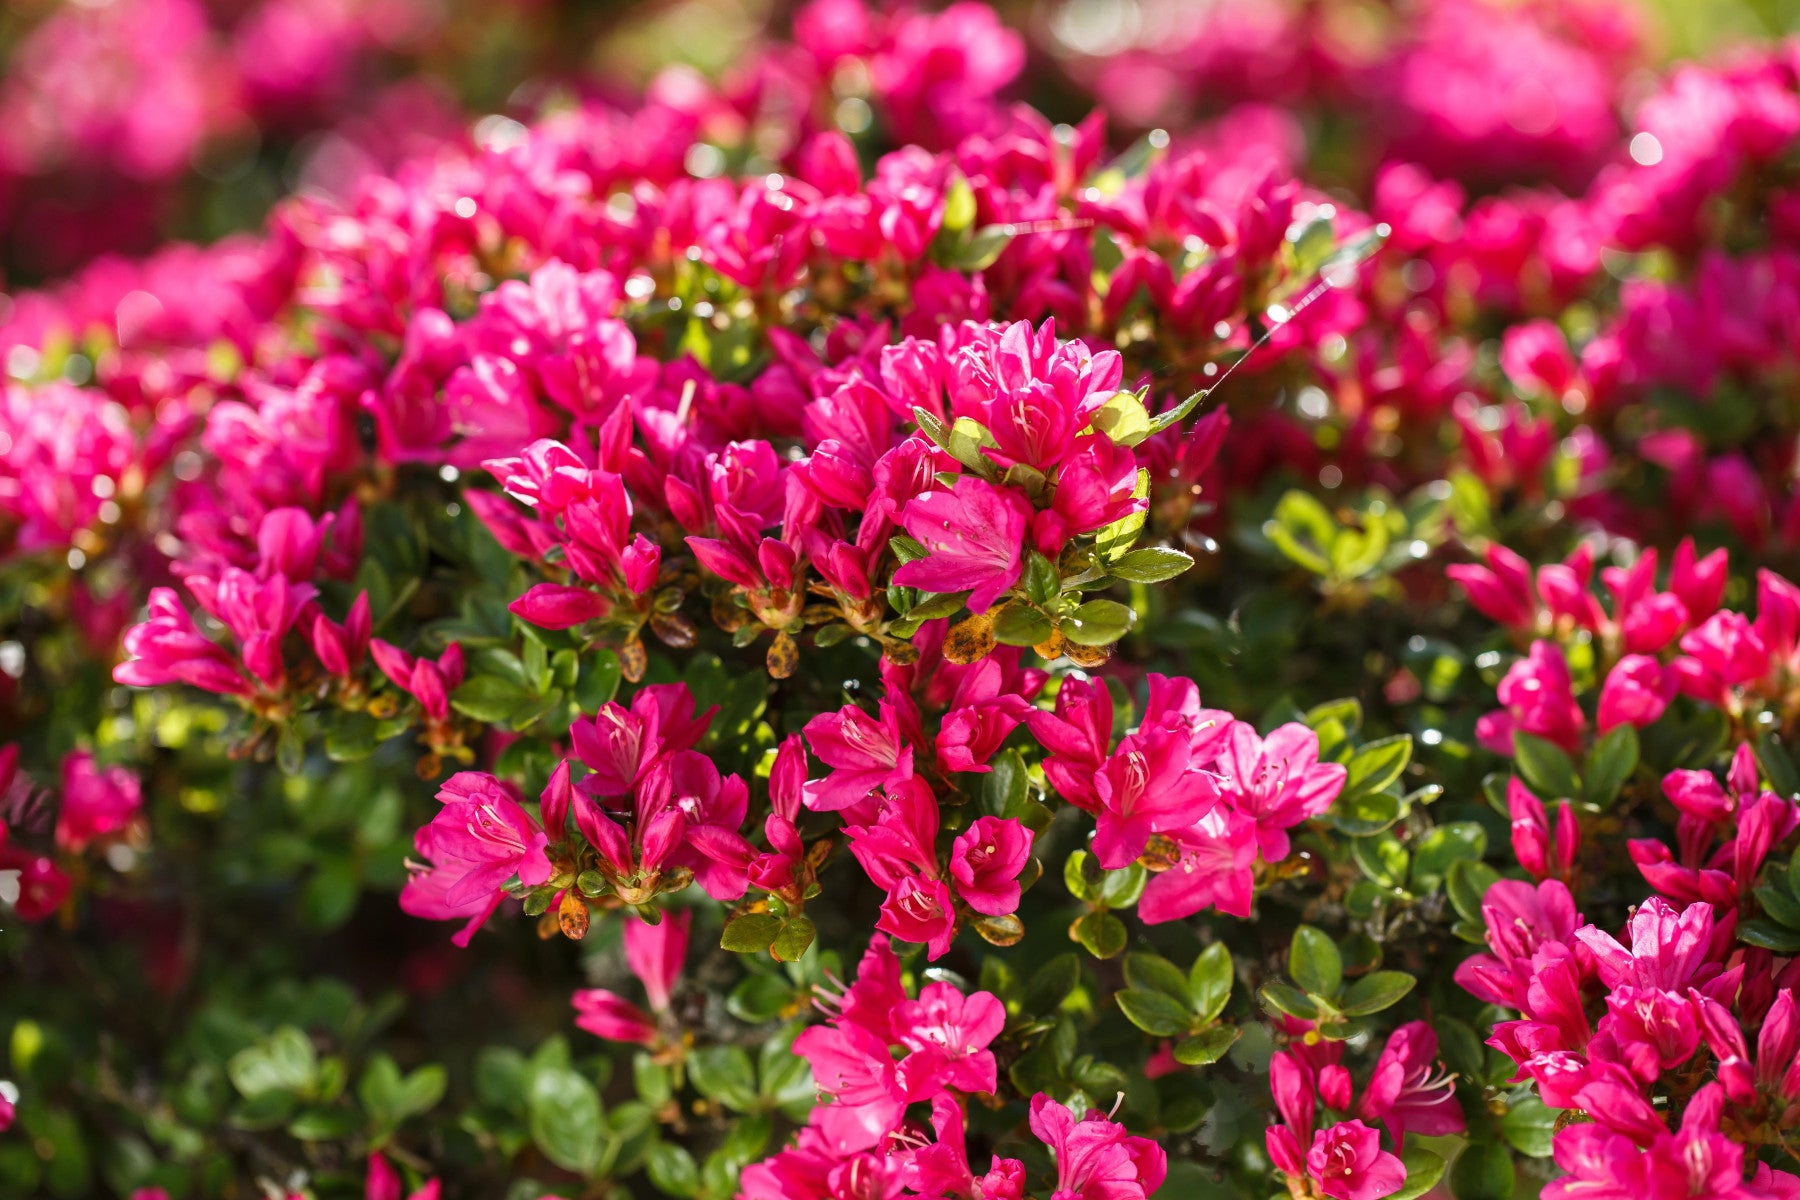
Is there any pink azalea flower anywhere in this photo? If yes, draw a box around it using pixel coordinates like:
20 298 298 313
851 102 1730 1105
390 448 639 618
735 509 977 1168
1215 721 1346 862
801 701 916 812
1090 726 1221 870
571 988 659 1047
948 816 1033 916
369 639 465 724
1358 1021 1465 1141
894 476 1032 613
1027 1093 1167 1200
1597 654 1676 732
892 982 1004 1098
399 772 553 947
1304 1120 1405 1200
1138 808 1258 924
54 750 142 852
623 909 691 1012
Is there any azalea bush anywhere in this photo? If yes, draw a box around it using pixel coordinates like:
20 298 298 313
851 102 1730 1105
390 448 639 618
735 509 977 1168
7 0 1800 1197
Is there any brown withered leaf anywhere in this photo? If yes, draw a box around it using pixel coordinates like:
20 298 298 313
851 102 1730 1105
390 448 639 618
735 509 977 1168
712 592 749 632
942 611 997 664
558 892 591 940
1033 629 1067 662
619 637 648 682
767 631 799 678
1064 641 1112 669
971 913 1025 946
649 611 698 649
882 640 920 666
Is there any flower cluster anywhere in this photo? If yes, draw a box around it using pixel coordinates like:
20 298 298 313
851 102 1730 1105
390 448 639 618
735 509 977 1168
13 0 1800 1198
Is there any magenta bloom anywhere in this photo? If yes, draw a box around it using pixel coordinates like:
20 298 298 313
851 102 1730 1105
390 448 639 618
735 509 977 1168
1090 726 1220 869
1137 809 1257 924
571 989 659 1047
801 701 915 812
1597 654 1676 732
892 982 1005 1098
54 750 142 852
894 476 1033 612
1304 1120 1405 1200
1027 1093 1167 1200
399 772 553 947
1215 720 1346 862
623 909 691 1012
949 816 1032 916
1358 1022 1464 1141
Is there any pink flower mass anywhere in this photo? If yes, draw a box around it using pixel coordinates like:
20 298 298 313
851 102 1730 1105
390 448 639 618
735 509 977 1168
10 0 1800 1196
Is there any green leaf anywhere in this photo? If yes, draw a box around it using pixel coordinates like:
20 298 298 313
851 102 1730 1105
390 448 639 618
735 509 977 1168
993 602 1053 647
1072 910 1127 959
1097 863 1147 907
1022 954 1081 1016
1739 918 1800 952
1064 850 1104 901
1116 989 1193 1037
1391 1148 1448 1200
1759 730 1800 801
1450 1138 1515 1200
982 749 1031 819
575 650 623 711
1513 732 1580 800
954 224 1016 271
228 1027 318 1100
1500 1093 1557 1158
1188 943 1234 1024
358 1054 446 1130
720 913 782 953
1142 378 1210 432
528 1067 604 1176
451 676 533 723
1351 834 1410 889
770 917 816 963
1107 545 1195 583
1172 1025 1239 1066
945 417 997 477
323 713 380 762
647 1141 701 1198
687 1046 758 1112
1289 926 1342 998
1123 952 1191 1001
1757 881 1800 929
1339 971 1416 1016
1062 599 1135 646
1446 859 1500 923
1410 821 1489 891
1025 552 1059 606
1584 724 1639 807
1344 735 1413 799
1258 982 1319 1020
1264 490 1337 575
1089 391 1154 448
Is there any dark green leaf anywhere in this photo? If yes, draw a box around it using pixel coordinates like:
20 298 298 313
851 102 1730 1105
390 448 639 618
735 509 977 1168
1344 735 1412 799
1289 925 1342 998
1188 943 1234 1024
1072 911 1127 959
528 1067 604 1176
451 676 533 723
1584 724 1639 807
720 914 782 953
1172 1026 1239 1066
1339 971 1415 1016
1123 953 1191 1001
1116 989 1193 1037
1513 732 1580 800
1107 546 1195 584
